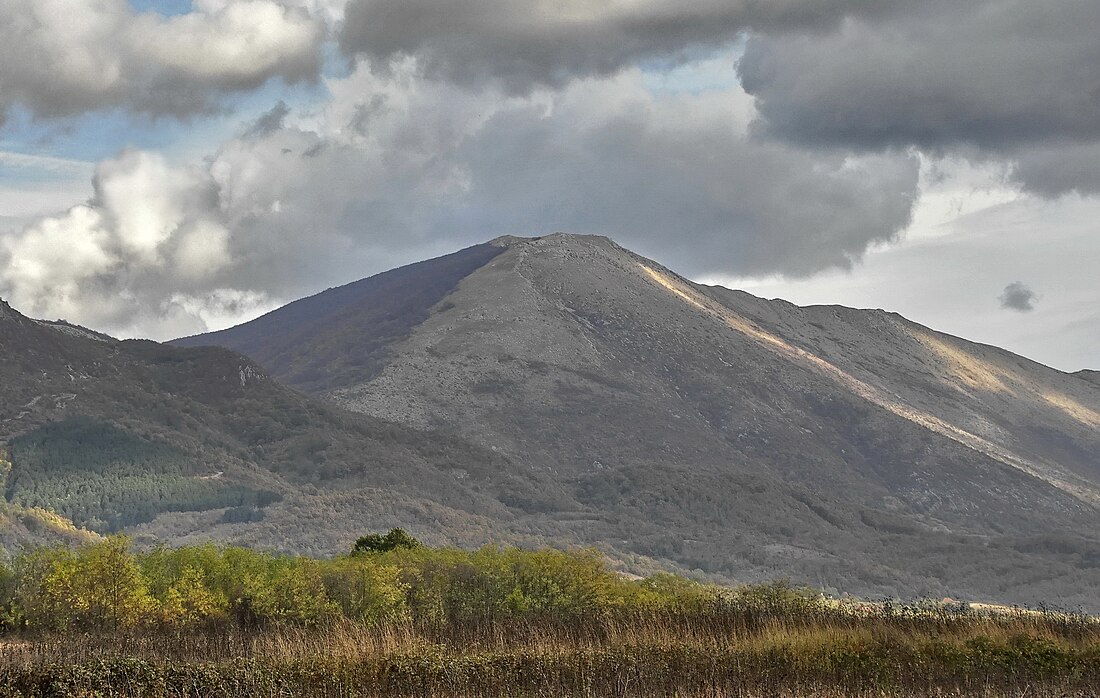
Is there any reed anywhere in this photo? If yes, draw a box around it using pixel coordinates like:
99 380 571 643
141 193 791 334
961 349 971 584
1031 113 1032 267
0 601 1097 697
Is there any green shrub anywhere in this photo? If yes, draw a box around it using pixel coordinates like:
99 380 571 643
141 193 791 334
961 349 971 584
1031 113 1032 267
352 528 423 555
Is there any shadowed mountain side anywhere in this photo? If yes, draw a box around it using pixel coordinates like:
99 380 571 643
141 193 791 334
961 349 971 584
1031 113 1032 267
178 235 1100 607
174 243 505 394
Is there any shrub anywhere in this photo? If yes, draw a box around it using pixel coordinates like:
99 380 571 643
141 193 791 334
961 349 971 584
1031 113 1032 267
352 528 424 555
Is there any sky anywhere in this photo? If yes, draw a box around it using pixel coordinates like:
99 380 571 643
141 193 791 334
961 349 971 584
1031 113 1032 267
0 0 1096 371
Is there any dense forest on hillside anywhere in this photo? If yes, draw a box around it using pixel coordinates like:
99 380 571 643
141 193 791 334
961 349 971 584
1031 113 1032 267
5 418 280 533
0 535 1097 696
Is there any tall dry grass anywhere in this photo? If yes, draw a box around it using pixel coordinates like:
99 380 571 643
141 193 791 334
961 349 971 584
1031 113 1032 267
0 602 1097 696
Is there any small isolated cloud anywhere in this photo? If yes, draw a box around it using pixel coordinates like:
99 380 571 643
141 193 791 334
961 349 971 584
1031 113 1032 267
243 101 292 138
999 282 1037 312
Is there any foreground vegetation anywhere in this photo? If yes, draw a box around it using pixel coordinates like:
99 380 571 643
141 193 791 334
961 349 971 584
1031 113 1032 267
0 534 1095 696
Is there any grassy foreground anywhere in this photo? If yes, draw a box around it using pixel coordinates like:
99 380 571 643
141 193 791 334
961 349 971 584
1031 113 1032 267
0 535 1095 696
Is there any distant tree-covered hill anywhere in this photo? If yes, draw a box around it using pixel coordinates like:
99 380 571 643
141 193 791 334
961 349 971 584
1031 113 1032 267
0 296 555 557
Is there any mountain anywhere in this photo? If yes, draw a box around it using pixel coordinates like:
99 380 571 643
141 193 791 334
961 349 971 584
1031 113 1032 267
176 234 1100 607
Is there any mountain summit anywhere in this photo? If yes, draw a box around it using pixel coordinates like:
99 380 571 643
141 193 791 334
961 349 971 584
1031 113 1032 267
177 234 1100 605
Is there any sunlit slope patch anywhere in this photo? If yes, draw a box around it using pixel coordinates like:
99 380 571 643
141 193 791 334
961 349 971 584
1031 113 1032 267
638 262 1100 503
0 447 99 547
911 329 1100 428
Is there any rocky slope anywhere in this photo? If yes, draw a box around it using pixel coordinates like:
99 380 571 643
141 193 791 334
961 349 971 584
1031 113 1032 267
1076 370 1100 387
177 235 1100 607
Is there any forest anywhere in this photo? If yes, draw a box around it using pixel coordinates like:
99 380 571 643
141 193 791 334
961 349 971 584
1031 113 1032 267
0 533 1096 696
5 418 280 533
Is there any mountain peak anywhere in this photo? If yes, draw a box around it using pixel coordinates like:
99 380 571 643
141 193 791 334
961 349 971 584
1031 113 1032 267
490 232 622 252
174 240 508 393
0 297 28 327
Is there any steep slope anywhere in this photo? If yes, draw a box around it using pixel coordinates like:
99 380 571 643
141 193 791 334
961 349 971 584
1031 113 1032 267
175 243 505 393
179 235 1100 607
0 298 558 555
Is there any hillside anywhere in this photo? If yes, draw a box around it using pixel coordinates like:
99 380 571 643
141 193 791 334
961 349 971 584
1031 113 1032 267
178 234 1100 607
0 297 560 556
1076 370 1100 387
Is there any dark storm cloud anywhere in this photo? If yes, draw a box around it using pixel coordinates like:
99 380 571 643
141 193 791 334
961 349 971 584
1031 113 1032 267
1000 282 1037 312
338 0 1100 199
736 0 1100 196
339 0 916 93
1011 143 1100 198
738 0 1100 150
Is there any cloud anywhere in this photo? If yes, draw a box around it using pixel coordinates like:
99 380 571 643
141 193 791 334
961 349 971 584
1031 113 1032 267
335 0 1100 200
447 75 919 277
1000 282 1037 312
243 101 292 138
339 0 913 94
0 149 268 337
1010 143 1100 198
255 59 919 277
737 0 1100 197
0 59 920 338
0 0 324 122
739 1 1100 150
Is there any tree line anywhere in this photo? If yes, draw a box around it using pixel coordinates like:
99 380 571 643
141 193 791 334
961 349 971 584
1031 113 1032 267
0 531 763 632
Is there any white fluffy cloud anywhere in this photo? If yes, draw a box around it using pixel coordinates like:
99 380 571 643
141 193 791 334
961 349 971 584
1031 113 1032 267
1 205 115 322
0 149 257 335
0 0 324 121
